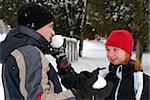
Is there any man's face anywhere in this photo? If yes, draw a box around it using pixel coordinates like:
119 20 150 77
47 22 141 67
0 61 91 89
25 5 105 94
36 22 55 42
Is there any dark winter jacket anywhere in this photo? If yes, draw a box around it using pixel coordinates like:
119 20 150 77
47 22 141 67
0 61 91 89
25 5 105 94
0 25 74 100
105 62 149 100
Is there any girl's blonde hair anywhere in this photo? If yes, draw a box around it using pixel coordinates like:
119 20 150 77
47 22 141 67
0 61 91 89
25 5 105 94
125 53 142 71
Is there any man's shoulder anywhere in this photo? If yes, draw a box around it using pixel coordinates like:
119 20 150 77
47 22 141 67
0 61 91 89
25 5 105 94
12 45 44 65
18 45 41 54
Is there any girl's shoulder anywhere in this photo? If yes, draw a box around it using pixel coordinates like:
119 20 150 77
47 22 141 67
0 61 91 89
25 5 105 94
143 73 150 85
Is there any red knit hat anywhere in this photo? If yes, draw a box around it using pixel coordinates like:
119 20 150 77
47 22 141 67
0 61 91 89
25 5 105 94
105 30 134 56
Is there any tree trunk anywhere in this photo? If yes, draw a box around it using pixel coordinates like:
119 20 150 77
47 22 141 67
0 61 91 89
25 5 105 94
136 39 143 63
79 37 84 57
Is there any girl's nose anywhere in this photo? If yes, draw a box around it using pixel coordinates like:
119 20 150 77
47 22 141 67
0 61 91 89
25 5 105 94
107 51 114 58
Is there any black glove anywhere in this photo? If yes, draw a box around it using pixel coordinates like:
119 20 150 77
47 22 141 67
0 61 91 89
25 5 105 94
74 68 112 100
91 67 106 75
81 74 113 100
50 39 69 68
58 67 113 100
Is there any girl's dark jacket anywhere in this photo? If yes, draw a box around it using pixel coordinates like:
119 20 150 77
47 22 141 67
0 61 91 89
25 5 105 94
0 26 74 100
105 62 149 100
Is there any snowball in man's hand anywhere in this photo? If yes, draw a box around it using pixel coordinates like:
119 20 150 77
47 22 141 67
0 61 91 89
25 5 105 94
51 35 64 48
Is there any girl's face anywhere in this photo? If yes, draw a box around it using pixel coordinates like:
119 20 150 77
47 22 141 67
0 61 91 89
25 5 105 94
106 46 127 65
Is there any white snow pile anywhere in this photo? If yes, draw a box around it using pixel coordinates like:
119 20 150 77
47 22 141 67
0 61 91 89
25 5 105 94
0 33 7 42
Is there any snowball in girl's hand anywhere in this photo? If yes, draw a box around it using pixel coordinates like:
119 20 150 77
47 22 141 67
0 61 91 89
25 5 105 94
92 76 107 89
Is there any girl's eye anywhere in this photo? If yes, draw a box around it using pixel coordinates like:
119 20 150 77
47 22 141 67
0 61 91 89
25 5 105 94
114 48 119 52
106 48 110 52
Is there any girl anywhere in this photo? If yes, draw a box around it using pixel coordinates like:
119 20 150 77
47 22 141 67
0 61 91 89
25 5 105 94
105 30 149 100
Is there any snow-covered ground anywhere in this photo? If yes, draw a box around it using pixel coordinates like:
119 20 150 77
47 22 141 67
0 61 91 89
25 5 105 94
72 39 109 73
0 38 149 99
139 52 150 76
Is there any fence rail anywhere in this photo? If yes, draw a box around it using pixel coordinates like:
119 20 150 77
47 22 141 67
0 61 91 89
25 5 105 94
64 37 78 62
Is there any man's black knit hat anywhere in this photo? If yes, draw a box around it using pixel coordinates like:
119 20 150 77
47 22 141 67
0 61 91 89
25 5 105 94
17 2 53 30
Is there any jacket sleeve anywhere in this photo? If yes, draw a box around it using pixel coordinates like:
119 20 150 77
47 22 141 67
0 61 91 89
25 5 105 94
57 64 94 90
57 65 114 100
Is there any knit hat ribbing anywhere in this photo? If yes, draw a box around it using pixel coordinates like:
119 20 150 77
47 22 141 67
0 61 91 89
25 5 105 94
105 30 134 56
17 2 53 30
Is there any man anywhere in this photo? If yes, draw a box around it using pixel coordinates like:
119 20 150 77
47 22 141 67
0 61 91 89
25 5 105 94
0 2 74 100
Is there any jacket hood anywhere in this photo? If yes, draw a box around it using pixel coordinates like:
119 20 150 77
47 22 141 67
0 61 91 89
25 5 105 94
0 25 50 63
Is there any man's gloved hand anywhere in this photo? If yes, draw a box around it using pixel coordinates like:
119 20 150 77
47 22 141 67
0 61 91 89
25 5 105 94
50 45 67 64
50 35 69 68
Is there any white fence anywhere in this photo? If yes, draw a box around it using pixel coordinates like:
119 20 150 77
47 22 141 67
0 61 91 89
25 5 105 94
64 37 78 62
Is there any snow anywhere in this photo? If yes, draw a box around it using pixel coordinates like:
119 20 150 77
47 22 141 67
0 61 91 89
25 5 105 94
0 33 7 42
51 35 64 48
0 39 149 98
92 75 107 89
71 40 109 73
